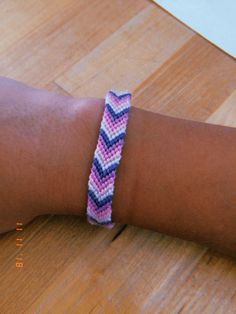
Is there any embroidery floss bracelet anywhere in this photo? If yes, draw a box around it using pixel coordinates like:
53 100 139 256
86 90 132 228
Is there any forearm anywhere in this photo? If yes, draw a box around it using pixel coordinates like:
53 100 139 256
52 97 236 256
113 107 236 256
1 77 236 257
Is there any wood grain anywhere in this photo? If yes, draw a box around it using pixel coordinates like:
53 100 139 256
1 0 236 313
0 0 147 87
56 4 193 97
134 35 236 121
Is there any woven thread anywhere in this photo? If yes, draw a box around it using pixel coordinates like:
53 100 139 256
86 90 132 228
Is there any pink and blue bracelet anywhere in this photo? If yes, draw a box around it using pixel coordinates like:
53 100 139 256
86 90 132 228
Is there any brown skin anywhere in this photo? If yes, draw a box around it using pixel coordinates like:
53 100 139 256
0 76 236 258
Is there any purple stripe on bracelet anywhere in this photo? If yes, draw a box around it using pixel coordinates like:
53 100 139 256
86 90 131 228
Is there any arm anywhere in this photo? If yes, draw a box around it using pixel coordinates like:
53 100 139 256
1 77 236 257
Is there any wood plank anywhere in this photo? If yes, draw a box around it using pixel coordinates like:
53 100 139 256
0 0 148 88
0 214 124 313
25 226 207 313
0 0 82 54
134 35 236 122
55 4 193 97
207 91 236 126
25 226 236 313
45 81 72 96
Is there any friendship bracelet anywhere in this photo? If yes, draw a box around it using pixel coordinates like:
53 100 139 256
86 90 132 228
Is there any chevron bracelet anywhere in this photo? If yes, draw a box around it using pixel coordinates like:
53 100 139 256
86 90 132 228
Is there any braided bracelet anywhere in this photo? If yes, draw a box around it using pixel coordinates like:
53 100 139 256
86 90 132 228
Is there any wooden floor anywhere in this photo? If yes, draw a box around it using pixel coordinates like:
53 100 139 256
1 0 236 313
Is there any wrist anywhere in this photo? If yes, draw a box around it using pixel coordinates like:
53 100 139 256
39 96 106 218
60 95 138 226
42 93 139 227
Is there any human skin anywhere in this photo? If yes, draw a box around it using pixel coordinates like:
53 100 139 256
0 76 236 258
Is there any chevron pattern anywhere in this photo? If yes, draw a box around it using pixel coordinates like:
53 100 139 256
87 90 132 228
